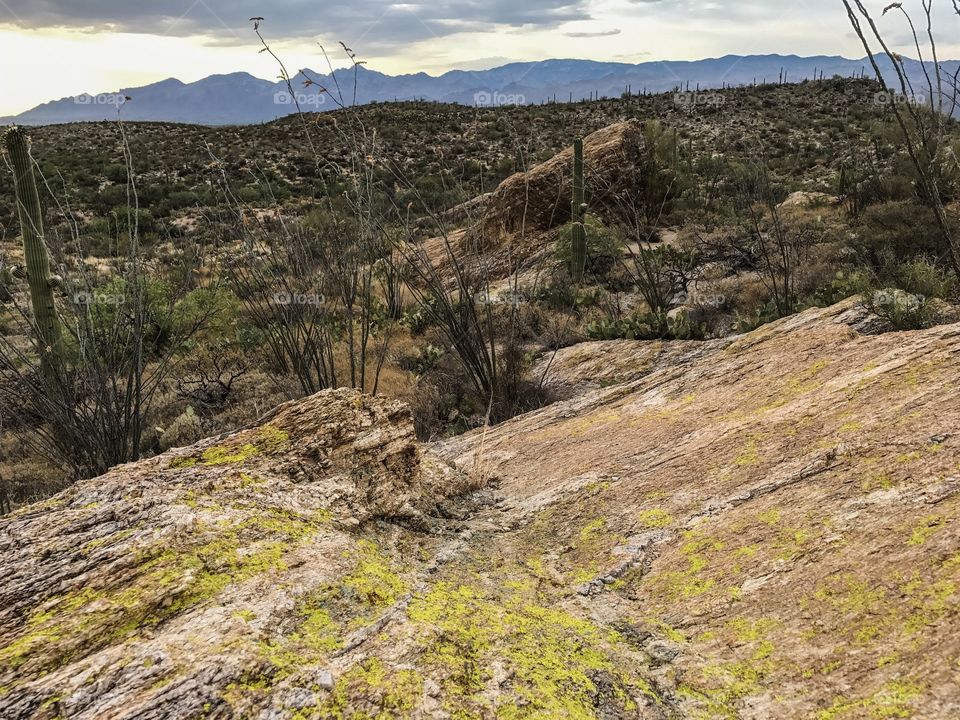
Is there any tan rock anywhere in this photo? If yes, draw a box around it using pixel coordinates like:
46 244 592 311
4 302 960 718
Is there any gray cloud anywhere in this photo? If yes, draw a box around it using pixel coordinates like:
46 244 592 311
0 0 593 49
564 28 621 37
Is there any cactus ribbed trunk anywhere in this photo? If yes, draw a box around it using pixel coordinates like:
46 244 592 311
4 127 63 381
570 137 587 282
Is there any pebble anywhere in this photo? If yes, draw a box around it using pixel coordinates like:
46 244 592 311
316 670 335 691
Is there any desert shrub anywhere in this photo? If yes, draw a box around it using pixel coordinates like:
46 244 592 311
812 270 872 307
734 299 785 333
0 433 69 507
535 272 579 312
862 289 945 331
76 276 176 360
638 120 689 224
625 244 699 315
158 406 204 451
538 309 583 350
894 256 956 300
853 201 956 269
837 154 913 218
585 310 705 341
103 163 128 183
174 287 245 345
165 190 201 210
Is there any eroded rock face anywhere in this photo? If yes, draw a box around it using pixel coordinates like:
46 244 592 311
421 120 649 284
471 119 647 243
3 304 960 719
0 390 469 720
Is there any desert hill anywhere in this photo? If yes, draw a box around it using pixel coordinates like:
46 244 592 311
2 297 959 719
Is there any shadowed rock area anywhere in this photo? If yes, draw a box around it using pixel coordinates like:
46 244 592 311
3 300 960 719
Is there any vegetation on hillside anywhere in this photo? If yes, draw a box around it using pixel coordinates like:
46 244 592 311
1 69 959 507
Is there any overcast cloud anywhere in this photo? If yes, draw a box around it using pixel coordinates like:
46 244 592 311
0 0 596 48
2 0 958 52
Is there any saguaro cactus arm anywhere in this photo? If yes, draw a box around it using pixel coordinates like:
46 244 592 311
570 137 587 282
4 126 64 377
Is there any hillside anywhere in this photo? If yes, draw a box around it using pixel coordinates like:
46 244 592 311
2 298 959 719
0 78 906 232
0 54 911 126
2 74 959 508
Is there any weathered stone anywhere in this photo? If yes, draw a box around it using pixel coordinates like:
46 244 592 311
3 302 960 719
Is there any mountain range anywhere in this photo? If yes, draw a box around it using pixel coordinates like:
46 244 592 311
2 54 954 126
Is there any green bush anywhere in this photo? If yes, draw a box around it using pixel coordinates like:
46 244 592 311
853 201 956 269
896 256 955 300
863 289 945 331
812 270 872 307
585 310 705 341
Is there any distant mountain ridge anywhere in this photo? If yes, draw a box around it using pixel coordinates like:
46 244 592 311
2 54 955 127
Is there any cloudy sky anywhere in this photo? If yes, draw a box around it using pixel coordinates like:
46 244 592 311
1 0 959 114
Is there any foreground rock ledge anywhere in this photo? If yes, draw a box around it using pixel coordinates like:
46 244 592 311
3 300 960 719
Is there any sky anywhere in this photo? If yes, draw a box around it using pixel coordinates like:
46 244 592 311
1 0 959 115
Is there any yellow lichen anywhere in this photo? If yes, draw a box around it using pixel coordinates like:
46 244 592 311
816 679 923 719
406 582 651 718
906 515 947 546
638 508 674 529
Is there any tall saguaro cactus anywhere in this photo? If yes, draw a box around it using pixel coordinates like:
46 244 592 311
570 137 587 282
4 126 64 380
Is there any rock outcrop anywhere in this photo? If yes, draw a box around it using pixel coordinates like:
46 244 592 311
471 119 647 243
3 301 960 719
421 120 648 283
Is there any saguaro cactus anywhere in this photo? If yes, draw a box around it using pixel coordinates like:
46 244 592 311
570 137 587 282
4 126 64 379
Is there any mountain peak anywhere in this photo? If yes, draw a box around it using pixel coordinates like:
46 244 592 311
2 54 915 126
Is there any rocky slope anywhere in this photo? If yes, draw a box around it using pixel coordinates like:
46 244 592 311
3 299 960 719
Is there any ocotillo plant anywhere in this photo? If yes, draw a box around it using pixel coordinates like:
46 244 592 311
570 137 587 282
4 126 64 381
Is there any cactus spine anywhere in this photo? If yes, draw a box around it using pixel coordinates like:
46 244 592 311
570 137 587 282
4 126 64 380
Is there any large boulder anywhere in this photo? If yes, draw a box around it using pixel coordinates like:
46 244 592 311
471 119 647 244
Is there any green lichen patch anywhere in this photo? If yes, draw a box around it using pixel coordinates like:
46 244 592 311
798 558 958 688
166 425 292 471
512 497 628 592
638 508 674 529
906 515 949 546
227 538 409 702
815 679 924 720
755 359 830 413
639 529 725 602
677 616 780 719
0 508 329 679
316 658 424 720
200 443 260 467
406 581 653 718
